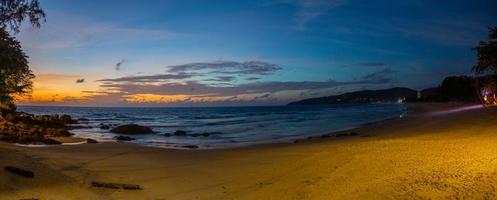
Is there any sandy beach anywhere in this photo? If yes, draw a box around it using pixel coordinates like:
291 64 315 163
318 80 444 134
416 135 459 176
1 103 497 199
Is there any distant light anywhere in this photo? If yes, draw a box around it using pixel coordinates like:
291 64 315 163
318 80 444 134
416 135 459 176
427 104 484 116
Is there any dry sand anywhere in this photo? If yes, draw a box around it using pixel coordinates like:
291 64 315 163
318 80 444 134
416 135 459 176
1 103 497 199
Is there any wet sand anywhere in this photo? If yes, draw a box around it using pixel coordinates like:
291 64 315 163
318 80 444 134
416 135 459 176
1 103 497 199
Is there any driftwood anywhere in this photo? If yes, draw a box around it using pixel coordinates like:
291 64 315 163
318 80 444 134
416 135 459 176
91 181 142 190
5 166 34 178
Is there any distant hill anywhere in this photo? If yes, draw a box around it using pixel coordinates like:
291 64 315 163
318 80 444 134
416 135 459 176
288 87 418 105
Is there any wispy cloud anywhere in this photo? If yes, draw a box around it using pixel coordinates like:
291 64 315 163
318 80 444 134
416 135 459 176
76 78 85 83
167 60 282 76
342 62 387 68
361 68 395 83
115 59 126 71
267 0 346 30
19 13 179 51
98 73 193 83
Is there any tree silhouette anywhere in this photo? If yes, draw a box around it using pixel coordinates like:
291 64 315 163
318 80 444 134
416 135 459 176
0 0 45 113
0 27 34 112
473 27 497 74
0 0 46 33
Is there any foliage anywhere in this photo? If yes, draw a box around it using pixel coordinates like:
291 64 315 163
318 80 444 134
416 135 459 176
473 27 497 74
0 0 44 112
0 27 34 110
0 0 45 33
421 76 479 102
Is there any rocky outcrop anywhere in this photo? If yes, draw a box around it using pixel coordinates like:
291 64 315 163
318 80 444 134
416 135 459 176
0 112 77 145
110 124 153 134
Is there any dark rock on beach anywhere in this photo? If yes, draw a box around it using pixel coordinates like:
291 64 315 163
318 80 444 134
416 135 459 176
91 181 143 190
110 124 153 134
182 145 199 149
0 112 80 145
114 135 136 141
5 166 34 178
86 138 98 143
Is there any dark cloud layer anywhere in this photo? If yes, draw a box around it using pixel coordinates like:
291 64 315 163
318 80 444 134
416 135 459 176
98 78 388 97
361 68 395 83
97 73 193 83
167 60 282 76
76 78 85 83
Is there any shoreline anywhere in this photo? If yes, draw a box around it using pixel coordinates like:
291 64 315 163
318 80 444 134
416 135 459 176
2 102 495 199
26 103 414 150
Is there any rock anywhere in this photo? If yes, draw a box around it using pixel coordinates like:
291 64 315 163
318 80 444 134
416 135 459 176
99 124 110 130
114 136 136 141
91 181 143 190
60 114 77 124
49 128 72 137
43 138 62 145
182 145 199 149
321 134 332 138
87 138 98 143
110 124 153 134
5 166 34 178
174 130 187 136
4 113 16 122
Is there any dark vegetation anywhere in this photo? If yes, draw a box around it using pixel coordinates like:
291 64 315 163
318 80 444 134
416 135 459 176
288 87 417 105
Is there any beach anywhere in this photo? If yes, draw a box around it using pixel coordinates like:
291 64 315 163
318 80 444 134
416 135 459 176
1 103 497 199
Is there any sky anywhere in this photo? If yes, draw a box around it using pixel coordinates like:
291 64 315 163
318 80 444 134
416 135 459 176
12 0 497 106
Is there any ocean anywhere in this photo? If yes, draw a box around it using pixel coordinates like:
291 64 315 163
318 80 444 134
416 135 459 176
18 104 409 149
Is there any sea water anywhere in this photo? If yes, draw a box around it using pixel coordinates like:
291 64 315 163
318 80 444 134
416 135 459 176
18 104 408 149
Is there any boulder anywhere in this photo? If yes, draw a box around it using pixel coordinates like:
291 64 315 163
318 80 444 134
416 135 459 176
110 124 153 134
87 138 98 143
48 128 72 137
99 124 110 130
182 145 199 149
114 136 136 141
173 130 187 136
60 114 77 124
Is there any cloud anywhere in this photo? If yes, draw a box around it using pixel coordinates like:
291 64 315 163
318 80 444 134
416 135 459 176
97 78 387 97
342 62 387 68
245 77 261 81
167 60 282 76
204 76 237 82
361 68 395 83
295 0 346 30
97 73 193 83
19 12 179 51
76 78 85 83
115 59 125 71
267 0 346 30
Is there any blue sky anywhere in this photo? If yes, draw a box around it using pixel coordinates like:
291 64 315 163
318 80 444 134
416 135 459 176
15 0 497 106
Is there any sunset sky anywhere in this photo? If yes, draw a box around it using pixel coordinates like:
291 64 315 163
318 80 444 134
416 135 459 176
14 0 497 106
